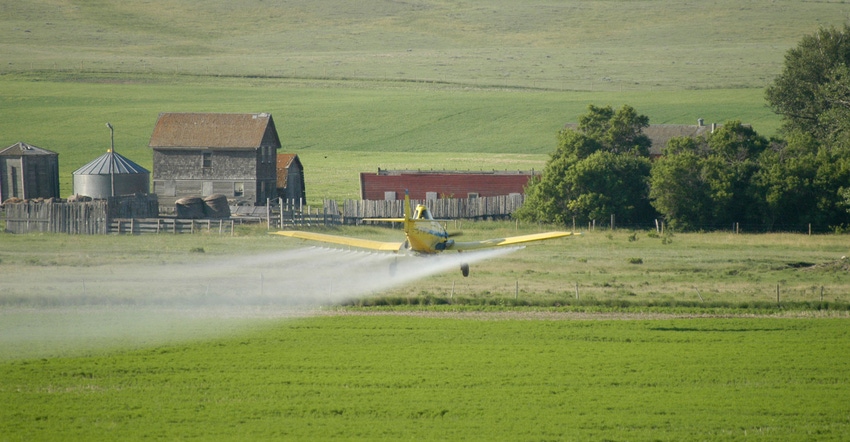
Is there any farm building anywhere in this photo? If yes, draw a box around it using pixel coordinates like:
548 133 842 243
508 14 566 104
360 169 538 201
148 112 281 206
564 119 724 159
73 150 150 199
277 153 306 203
0 142 60 202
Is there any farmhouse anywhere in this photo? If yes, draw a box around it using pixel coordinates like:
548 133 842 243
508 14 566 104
360 169 538 200
0 142 60 202
148 112 281 206
277 153 306 203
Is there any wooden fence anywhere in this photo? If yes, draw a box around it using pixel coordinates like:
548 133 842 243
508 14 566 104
341 194 525 223
4 200 109 234
3 195 521 234
3 194 158 234
111 218 236 235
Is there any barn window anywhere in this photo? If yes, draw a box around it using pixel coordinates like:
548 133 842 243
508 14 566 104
468 192 479 199
202 152 212 168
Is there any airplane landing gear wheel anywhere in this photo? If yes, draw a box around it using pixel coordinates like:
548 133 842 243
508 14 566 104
460 263 469 277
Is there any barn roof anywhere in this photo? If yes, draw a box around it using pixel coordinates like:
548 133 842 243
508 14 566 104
276 153 303 188
73 151 149 175
277 153 301 169
0 142 58 157
148 113 281 150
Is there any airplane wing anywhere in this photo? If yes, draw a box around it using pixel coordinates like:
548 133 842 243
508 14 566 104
270 230 404 252
448 231 577 251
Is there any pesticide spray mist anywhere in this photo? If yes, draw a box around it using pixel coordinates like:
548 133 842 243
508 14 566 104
0 246 519 359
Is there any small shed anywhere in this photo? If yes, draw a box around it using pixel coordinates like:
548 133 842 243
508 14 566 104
276 153 306 203
360 169 538 201
72 150 150 199
0 142 60 202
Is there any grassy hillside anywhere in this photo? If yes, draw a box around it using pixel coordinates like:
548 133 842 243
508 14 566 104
0 76 777 201
2 0 846 201
2 0 848 90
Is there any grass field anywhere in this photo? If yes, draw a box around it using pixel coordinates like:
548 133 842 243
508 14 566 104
2 226 849 309
2 314 849 440
3 0 848 91
0 76 779 202
2 0 848 201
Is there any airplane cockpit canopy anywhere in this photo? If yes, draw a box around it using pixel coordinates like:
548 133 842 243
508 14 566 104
413 205 434 220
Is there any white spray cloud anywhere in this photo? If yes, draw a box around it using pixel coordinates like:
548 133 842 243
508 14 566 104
0 246 519 359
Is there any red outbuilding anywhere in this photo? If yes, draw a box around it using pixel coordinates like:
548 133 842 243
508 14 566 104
359 169 538 200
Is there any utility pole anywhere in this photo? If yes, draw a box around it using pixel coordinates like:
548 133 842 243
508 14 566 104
106 122 115 197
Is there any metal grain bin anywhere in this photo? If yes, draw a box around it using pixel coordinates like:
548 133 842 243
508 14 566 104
73 151 150 199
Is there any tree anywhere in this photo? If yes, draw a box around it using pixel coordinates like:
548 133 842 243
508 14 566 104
578 104 651 156
649 122 769 230
751 133 821 230
516 104 655 226
765 24 850 141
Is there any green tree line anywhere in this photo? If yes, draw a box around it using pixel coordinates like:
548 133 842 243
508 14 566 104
517 24 850 232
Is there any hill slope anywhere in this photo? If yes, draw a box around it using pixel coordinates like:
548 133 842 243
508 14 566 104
2 0 848 90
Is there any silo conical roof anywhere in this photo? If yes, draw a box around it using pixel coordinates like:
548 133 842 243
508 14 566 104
73 151 149 175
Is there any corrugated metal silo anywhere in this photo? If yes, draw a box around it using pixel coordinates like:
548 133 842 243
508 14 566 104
73 151 150 199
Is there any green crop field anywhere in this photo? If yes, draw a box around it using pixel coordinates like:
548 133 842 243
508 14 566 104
2 314 849 440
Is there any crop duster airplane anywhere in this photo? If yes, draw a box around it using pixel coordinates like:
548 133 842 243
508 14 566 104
271 191 577 277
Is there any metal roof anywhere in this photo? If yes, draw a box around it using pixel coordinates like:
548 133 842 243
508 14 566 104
73 151 149 175
148 112 281 150
0 142 58 156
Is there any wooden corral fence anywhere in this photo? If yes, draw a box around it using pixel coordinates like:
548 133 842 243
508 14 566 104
111 218 236 235
3 195 159 234
4 199 109 234
341 194 525 224
229 199 342 229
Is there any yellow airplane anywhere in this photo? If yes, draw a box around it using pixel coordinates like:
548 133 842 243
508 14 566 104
271 191 577 277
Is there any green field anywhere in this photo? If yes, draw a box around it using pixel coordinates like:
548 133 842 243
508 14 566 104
0 77 780 202
3 0 848 91
3 0 849 201
2 314 849 440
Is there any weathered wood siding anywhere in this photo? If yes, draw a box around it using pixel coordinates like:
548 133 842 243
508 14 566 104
153 149 270 206
0 154 60 201
3 194 158 234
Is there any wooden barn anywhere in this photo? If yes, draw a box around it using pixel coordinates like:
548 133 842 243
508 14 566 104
276 153 306 203
360 169 538 201
0 142 60 203
148 112 281 206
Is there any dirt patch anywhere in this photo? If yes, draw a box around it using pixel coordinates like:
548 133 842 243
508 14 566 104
803 258 850 272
